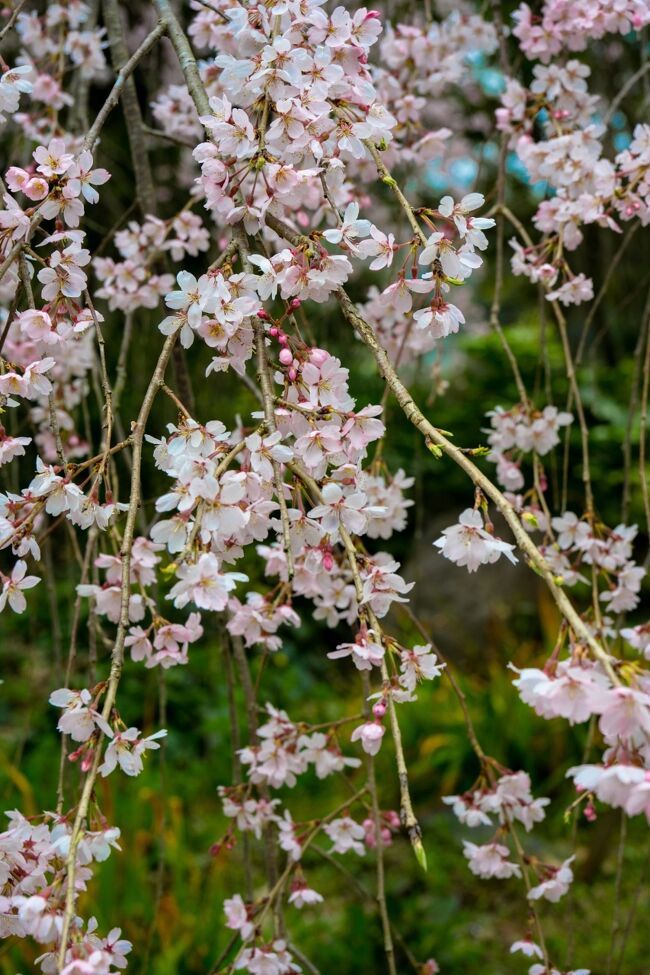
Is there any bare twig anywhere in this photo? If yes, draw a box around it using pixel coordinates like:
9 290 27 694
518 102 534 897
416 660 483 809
84 24 166 152
56 330 178 967
99 0 161 212
362 671 397 975
0 0 27 43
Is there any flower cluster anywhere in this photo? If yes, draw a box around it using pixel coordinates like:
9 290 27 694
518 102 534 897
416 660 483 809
0 809 130 974
513 1 650 62
498 56 650 305
485 403 573 491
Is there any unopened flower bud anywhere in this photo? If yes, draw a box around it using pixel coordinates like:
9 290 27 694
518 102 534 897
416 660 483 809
310 347 329 366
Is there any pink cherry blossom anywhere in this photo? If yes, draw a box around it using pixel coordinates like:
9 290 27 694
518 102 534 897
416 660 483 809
434 508 518 573
0 560 40 613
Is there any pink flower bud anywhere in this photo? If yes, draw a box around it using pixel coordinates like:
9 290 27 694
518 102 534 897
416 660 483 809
269 326 279 337
310 347 329 366
25 177 49 201
5 166 29 192
372 700 386 719
322 551 334 571
290 298 301 309
257 309 269 320
288 367 297 382
278 333 289 346
279 348 293 366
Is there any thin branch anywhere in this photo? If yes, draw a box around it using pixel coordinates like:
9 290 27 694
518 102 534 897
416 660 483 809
622 289 650 521
84 24 166 152
152 0 211 117
606 812 627 975
0 0 27 44
575 223 638 365
639 292 650 545
490 133 530 408
312 845 421 973
98 0 161 212
234 226 295 579
604 61 650 126
56 330 179 967
362 671 397 975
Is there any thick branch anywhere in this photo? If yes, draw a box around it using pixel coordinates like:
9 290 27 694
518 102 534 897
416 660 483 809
334 287 620 686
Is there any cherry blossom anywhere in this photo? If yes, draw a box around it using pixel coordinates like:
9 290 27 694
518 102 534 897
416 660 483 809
308 482 382 540
287 881 324 908
398 644 445 693
49 688 113 742
528 857 575 902
167 554 248 611
324 816 366 856
224 894 254 942
463 841 522 880
98 729 167 778
350 720 385 756
434 508 518 572
0 560 40 613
